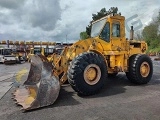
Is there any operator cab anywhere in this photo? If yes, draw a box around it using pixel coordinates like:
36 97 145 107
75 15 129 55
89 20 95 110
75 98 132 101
91 14 125 51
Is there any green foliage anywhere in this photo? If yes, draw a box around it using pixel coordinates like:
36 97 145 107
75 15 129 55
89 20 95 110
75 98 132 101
142 9 160 52
91 7 119 22
86 25 91 37
146 47 160 54
152 47 160 52
142 24 159 46
80 31 89 40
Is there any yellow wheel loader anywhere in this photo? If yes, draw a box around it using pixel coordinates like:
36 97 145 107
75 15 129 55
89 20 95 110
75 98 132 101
13 13 153 111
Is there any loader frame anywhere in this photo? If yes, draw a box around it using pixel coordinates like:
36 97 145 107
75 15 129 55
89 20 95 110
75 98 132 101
53 14 147 84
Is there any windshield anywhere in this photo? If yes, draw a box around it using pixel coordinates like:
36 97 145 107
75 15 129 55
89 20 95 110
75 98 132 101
3 49 12 55
45 48 54 53
34 48 41 54
45 48 54 55
91 18 107 37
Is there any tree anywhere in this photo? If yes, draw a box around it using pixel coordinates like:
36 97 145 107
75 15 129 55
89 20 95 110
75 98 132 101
142 9 160 48
142 23 158 46
142 9 160 52
80 31 89 40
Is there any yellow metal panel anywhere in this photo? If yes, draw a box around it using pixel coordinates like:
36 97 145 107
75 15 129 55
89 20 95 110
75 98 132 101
34 42 38 45
26 42 30 45
9 41 13 45
14 41 19 44
110 55 115 68
115 55 124 72
42 42 48 45
1 40 6 44
20 41 24 44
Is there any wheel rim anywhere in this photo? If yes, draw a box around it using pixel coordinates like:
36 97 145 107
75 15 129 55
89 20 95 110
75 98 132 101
84 64 101 85
140 62 150 77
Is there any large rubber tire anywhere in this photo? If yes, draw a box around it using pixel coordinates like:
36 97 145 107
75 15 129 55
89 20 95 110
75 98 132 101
126 54 153 84
67 52 107 96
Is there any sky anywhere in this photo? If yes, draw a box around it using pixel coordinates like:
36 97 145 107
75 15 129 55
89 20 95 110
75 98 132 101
0 0 159 42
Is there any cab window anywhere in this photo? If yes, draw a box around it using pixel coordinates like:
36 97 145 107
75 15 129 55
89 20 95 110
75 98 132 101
100 22 110 42
112 22 120 37
4 49 12 55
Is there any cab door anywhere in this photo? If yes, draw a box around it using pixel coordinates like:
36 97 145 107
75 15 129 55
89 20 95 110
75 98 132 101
111 20 123 51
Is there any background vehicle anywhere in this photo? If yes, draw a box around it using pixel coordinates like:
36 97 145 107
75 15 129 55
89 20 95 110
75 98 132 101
13 13 153 111
27 47 55 61
27 47 43 61
0 48 17 64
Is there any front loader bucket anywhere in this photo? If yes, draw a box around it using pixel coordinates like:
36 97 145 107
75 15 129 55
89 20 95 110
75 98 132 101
13 55 60 111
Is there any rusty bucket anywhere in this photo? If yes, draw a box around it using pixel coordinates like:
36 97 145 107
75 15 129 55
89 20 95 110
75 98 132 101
13 55 60 111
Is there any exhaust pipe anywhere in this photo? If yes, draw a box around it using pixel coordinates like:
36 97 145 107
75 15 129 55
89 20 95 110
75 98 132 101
130 26 134 40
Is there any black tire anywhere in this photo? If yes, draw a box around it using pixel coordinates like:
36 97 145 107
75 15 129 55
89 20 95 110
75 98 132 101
67 52 107 96
126 54 153 84
108 73 118 77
